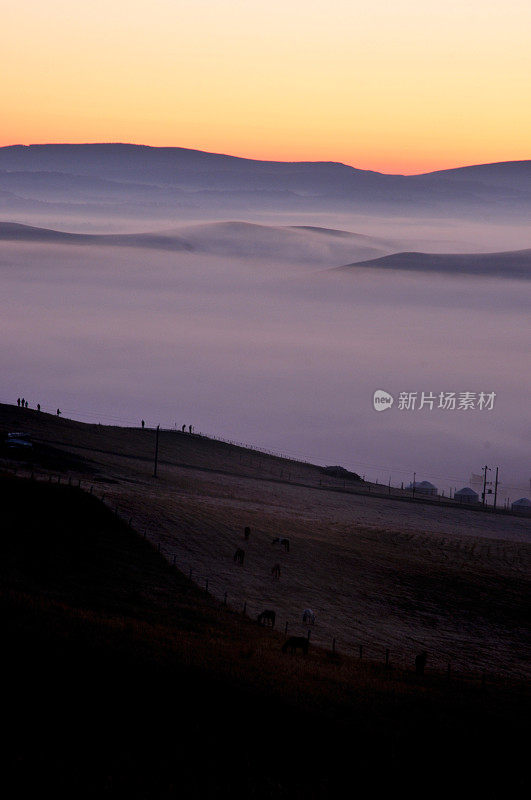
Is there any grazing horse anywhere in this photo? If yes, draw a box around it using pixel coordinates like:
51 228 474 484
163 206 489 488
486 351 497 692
302 609 315 625
257 610 276 628
282 636 309 655
271 563 281 579
415 650 427 676
234 548 245 565
244 526 251 541
271 537 290 552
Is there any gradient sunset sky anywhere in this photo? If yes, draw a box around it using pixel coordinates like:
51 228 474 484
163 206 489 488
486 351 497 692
2 0 530 174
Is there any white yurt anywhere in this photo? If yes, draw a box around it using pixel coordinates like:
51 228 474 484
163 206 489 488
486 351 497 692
407 480 438 496
511 497 531 514
454 487 480 504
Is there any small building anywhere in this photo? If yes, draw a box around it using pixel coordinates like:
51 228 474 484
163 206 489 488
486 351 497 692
407 480 438 496
511 497 531 514
454 487 479 504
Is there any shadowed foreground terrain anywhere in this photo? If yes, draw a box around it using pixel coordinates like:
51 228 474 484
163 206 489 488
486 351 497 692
1 404 529 681
2 476 528 798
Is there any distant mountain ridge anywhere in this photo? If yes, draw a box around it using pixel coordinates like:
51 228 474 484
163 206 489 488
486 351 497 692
0 144 529 225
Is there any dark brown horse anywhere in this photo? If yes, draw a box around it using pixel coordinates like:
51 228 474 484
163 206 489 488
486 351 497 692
272 537 290 552
281 636 309 655
257 610 276 628
234 548 245 564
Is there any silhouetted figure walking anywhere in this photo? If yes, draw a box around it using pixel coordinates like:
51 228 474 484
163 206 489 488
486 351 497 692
25 401 28 408
189 424 193 433
182 424 186 432
57 408 61 416
271 563 281 579
17 398 20 407
244 526 251 541
37 404 41 412
21 397 25 408
141 419 145 429
415 651 427 676
234 548 245 565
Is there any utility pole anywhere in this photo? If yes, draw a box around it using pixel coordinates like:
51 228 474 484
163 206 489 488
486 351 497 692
493 466 499 512
482 465 490 507
412 471 416 498
153 424 160 478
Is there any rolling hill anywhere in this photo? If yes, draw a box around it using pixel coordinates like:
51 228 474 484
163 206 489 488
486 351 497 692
0 220 394 264
337 248 531 279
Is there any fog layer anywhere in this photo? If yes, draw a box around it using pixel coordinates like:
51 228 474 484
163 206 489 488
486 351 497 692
1 240 529 498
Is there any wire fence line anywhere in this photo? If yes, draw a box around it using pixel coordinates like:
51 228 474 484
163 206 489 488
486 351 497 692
3 465 525 687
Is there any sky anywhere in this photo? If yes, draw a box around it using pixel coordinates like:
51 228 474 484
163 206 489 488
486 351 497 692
1 0 530 173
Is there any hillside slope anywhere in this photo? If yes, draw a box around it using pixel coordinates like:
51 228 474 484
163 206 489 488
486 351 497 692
1 403 529 685
3 475 528 797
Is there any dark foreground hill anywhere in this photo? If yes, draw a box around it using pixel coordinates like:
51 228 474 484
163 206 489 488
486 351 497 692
2 474 528 798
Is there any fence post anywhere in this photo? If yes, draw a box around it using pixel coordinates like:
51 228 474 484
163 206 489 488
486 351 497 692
243 601 247 616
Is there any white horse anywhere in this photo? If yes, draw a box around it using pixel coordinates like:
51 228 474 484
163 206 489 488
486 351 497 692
302 608 315 625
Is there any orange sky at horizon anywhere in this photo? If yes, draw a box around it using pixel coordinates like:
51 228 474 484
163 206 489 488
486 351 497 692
2 0 530 175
